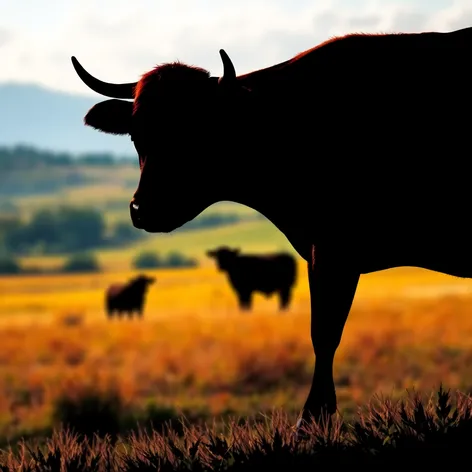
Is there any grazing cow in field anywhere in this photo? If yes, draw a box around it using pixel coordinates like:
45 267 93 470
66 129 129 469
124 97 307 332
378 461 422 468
72 26 472 433
105 274 155 319
207 246 297 310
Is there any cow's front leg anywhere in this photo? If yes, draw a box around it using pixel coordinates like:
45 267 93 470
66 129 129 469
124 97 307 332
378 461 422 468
297 244 360 431
238 290 253 311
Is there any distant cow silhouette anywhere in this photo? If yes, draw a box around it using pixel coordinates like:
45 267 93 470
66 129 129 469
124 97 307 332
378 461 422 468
105 274 155 319
207 246 297 311
73 26 472 432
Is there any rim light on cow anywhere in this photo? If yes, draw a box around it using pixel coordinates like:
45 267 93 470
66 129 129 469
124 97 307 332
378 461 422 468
71 49 236 98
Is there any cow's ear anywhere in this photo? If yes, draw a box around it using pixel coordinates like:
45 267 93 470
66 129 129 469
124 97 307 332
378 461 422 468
206 250 215 257
84 99 133 135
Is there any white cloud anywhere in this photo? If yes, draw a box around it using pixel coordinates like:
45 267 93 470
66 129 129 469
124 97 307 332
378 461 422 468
0 28 12 47
0 0 471 97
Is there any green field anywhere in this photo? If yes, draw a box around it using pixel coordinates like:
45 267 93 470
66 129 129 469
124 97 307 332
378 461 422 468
1 161 296 272
4 163 258 224
19 218 294 272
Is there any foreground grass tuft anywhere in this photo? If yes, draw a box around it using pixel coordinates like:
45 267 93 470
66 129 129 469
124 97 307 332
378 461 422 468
51 386 125 441
0 386 470 470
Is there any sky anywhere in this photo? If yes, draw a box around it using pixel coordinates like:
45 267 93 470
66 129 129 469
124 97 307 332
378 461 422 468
0 0 471 98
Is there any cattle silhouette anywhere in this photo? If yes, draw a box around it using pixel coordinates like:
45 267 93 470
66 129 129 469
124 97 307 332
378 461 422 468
105 274 155 319
207 246 297 311
72 26 472 433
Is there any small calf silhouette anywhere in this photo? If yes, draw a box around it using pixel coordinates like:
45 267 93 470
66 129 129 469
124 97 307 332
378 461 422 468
105 274 155 319
207 246 297 311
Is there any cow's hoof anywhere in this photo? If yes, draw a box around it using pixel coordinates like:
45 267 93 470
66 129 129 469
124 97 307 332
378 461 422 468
294 403 336 440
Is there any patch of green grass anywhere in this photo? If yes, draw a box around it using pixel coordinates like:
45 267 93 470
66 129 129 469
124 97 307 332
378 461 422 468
5 159 294 274
98 219 293 270
6 162 258 223
7 161 275 272
18 219 293 272
6 162 260 229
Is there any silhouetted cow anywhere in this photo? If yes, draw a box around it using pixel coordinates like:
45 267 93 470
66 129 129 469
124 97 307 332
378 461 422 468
105 274 155 319
207 246 297 311
72 26 472 433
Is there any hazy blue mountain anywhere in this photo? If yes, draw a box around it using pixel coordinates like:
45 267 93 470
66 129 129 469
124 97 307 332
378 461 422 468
0 82 135 157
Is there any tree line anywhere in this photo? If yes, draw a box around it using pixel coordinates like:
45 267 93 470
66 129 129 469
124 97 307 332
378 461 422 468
0 249 199 276
0 206 138 255
0 144 134 197
0 203 242 275
0 145 132 171
0 206 246 257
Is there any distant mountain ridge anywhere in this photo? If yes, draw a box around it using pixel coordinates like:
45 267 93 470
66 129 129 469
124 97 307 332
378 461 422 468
0 82 135 157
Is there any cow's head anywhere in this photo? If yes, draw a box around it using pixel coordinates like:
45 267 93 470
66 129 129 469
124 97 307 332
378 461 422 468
207 246 240 271
132 274 156 288
71 50 252 233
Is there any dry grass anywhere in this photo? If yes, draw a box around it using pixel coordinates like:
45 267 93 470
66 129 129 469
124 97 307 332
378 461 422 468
0 387 470 469
1 264 472 445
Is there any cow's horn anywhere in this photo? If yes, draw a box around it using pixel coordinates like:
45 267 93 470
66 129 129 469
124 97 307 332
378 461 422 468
71 56 137 99
219 49 236 82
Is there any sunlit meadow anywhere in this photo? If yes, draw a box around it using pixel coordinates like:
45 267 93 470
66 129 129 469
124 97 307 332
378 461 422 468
1 260 472 442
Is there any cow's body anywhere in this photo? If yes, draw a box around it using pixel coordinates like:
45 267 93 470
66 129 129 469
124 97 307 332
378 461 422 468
207 247 297 310
105 275 155 319
72 26 472 433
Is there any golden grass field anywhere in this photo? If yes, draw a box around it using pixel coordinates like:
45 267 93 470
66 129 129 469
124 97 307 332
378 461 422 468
2 259 472 440
4 164 472 441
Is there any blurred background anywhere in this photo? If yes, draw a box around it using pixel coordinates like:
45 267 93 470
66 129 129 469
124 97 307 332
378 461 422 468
1 0 472 444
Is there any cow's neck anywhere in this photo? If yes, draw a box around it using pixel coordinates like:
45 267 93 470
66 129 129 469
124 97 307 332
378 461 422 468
220 172 291 219
217 176 316 260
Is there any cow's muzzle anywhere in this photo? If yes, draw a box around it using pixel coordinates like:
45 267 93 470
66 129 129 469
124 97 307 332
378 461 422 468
130 199 143 229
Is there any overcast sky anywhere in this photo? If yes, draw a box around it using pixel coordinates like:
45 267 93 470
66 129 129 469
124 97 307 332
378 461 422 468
0 0 471 97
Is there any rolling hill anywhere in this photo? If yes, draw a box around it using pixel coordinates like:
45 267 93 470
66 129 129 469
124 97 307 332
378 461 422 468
0 82 135 156
18 218 296 273
1 149 293 272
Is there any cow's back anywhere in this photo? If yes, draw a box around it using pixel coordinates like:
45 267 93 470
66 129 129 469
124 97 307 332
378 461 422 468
227 253 296 294
239 28 472 244
106 284 124 299
243 28 472 157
